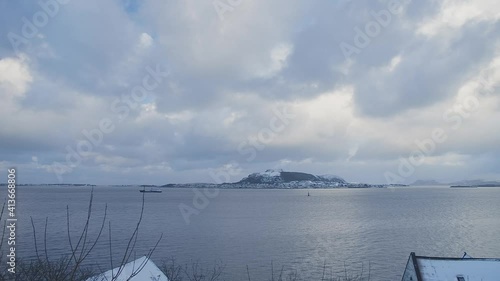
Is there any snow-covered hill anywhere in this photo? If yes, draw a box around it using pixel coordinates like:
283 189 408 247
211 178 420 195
161 169 386 189
230 169 380 188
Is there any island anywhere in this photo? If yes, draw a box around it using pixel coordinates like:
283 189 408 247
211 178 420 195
162 169 387 189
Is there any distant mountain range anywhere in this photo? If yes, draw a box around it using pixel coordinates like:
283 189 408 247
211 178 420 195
410 179 500 187
11 173 498 188
161 171 500 189
410 180 446 186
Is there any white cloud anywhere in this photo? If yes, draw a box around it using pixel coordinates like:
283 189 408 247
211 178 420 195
417 0 500 37
139 32 153 49
386 55 402 72
0 55 32 100
253 43 294 78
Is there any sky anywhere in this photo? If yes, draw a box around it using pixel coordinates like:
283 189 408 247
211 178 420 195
0 0 499 185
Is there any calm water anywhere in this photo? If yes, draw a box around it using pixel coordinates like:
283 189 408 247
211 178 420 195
9 186 500 280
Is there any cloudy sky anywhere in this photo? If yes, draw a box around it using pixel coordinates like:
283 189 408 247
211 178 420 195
1 0 499 185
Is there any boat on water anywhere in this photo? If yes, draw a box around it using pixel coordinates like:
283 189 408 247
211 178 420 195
402 252 500 281
139 188 162 193
450 185 478 188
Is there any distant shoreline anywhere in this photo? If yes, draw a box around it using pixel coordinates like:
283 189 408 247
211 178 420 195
0 183 390 188
4 183 500 189
450 184 500 188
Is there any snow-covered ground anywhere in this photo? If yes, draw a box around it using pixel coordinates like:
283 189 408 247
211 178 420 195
87 256 169 281
418 258 500 281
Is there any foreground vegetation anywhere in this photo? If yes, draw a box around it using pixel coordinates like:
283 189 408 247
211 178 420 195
1 258 370 281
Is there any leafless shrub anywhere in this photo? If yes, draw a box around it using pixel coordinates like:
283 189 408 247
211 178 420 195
159 259 225 281
0 189 162 281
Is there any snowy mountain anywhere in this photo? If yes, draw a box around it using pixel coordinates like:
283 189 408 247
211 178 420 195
317 174 347 183
237 169 346 185
161 170 385 189
410 179 445 186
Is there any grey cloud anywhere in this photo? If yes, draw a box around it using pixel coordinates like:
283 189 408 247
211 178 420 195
1 0 499 184
352 22 499 117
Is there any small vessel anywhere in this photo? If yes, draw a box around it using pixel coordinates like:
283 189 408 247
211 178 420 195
307 191 310 196
139 187 162 193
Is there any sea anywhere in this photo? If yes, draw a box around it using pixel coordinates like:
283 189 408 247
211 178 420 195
8 186 500 280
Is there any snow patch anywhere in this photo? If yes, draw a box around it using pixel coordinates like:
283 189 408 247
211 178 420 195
263 169 283 177
87 256 168 281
